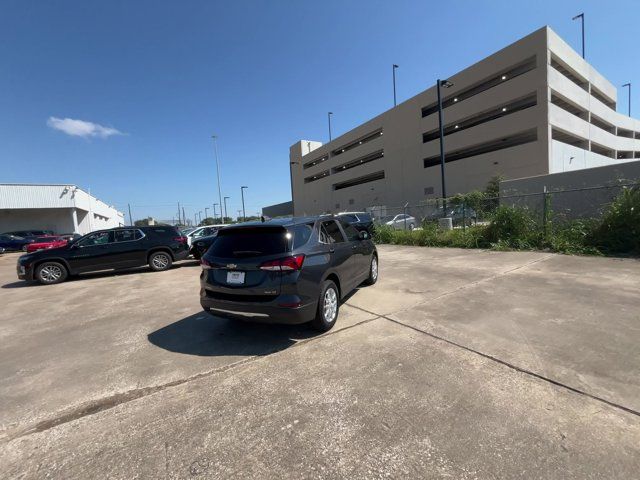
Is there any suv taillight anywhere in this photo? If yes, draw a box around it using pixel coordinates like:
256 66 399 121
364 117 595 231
174 236 187 244
260 254 305 272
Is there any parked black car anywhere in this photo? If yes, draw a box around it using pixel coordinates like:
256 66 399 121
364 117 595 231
17 226 189 285
336 212 374 235
0 234 33 252
3 230 53 238
190 233 219 260
200 216 378 331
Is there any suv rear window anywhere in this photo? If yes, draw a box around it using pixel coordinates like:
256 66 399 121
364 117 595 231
209 227 288 258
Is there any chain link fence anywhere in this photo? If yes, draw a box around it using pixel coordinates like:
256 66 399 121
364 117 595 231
364 181 640 231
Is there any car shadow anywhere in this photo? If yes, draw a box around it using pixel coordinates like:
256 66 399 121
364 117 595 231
147 312 319 357
1 281 36 289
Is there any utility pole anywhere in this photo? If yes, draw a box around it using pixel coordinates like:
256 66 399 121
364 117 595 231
205 207 209 222
240 186 248 221
392 64 399 106
211 135 224 225
182 206 186 227
128 203 133 226
572 13 585 59
437 79 454 210
177 201 181 225
622 83 631 116
237 209 242 222
213 203 219 224
223 196 230 222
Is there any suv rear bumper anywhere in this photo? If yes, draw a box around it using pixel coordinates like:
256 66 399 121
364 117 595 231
200 289 316 325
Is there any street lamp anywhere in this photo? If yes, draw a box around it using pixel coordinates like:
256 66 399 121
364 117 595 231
289 161 299 215
572 13 585 59
392 64 399 106
327 112 333 142
622 83 631 116
211 135 224 225
198 211 202 224
240 186 248 222
205 207 209 222
213 203 219 224
223 196 230 222
437 79 454 211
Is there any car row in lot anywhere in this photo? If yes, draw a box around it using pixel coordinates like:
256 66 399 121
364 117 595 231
17 226 189 284
13 215 378 332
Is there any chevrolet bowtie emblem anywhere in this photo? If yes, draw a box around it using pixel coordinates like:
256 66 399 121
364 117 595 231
226 264 237 269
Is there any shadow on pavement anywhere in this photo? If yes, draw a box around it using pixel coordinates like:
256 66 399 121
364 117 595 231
148 312 319 357
1 281 35 289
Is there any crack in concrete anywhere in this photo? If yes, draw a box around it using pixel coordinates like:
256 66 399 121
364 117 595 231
0 315 381 444
344 253 640 419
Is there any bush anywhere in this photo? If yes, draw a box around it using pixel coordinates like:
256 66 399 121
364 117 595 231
589 187 640 254
482 205 541 249
549 219 600 255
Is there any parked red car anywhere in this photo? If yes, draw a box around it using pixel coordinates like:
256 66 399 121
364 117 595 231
26 236 68 253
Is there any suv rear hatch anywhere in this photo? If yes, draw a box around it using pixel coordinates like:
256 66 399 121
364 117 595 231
202 226 291 299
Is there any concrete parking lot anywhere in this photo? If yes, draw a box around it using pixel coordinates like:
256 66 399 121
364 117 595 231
1 246 639 478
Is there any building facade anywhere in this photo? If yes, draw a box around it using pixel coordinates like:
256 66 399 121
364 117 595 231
289 26 640 216
0 184 124 235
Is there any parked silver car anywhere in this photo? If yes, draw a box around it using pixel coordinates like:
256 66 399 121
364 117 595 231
385 214 417 230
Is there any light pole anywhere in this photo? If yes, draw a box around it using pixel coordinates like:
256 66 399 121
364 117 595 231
392 64 399 106
240 186 248 221
289 161 299 215
572 13 585 59
205 207 209 222
211 135 224 224
198 211 202 224
213 203 219 224
327 112 333 142
437 79 454 211
223 196 230 222
622 83 631 116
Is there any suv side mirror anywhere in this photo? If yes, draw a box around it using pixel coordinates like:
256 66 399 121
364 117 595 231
358 230 369 240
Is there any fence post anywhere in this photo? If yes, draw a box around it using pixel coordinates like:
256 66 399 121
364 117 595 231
462 201 466 232
542 185 549 242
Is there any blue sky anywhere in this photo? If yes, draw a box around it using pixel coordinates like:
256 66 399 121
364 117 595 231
1 0 638 222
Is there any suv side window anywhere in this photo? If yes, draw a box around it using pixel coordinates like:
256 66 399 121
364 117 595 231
114 229 137 242
339 220 360 241
78 231 111 247
289 224 313 249
321 220 345 244
341 214 359 223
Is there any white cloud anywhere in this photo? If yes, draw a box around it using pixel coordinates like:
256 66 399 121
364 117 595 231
47 117 125 139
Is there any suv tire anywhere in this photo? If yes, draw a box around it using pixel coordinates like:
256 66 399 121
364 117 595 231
311 280 339 332
149 251 173 272
35 261 68 285
364 255 378 286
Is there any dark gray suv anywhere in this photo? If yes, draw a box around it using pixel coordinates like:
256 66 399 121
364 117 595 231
199 216 378 331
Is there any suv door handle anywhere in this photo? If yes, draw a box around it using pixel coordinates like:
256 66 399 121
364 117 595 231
329 248 335 253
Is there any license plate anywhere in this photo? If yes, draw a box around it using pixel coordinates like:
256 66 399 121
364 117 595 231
226 271 245 284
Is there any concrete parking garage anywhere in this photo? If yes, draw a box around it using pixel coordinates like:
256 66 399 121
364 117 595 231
0 246 639 478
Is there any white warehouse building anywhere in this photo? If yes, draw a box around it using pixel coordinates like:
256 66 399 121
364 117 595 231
0 184 124 235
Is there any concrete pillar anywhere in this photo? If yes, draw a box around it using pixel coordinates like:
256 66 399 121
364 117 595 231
70 208 79 233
